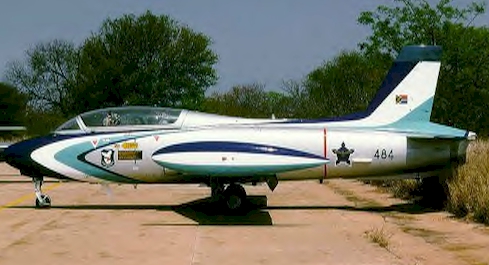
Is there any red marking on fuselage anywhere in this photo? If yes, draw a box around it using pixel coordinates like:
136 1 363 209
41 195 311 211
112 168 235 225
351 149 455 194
323 128 327 179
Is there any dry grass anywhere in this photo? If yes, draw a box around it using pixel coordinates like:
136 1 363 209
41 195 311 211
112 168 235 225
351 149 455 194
365 226 392 249
365 178 426 205
447 140 489 224
378 179 423 200
366 140 489 225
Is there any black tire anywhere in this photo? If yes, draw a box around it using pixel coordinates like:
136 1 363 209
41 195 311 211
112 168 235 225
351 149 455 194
35 195 51 209
223 184 247 211
419 176 447 209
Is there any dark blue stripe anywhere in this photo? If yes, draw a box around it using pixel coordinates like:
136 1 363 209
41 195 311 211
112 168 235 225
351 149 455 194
154 141 326 160
366 61 418 114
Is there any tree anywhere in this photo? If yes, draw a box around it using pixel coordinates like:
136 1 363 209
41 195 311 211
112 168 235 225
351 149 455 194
0 82 27 126
5 39 79 114
265 91 295 118
73 11 218 114
433 23 489 133
357 0 489 135
301 51 392 118
203 83 294 118
281 79 309 118
357 0 486 55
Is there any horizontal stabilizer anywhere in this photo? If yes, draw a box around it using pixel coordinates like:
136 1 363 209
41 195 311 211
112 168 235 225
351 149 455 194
384 122 475 140
407 131 476 140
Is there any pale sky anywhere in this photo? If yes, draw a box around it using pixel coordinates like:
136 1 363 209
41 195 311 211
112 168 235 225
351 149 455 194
0 0 487 93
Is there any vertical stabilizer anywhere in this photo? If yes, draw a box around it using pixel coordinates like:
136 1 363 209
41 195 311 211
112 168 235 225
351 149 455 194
364 45 442 125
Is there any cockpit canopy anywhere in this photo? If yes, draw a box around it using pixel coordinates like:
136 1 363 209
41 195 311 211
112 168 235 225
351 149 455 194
55 106 185 134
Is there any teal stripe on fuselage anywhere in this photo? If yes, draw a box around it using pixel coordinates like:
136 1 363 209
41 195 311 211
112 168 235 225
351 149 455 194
54 133 155 183
154 161 326 176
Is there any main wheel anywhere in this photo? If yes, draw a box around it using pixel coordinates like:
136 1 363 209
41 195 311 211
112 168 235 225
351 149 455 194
223 184 246 211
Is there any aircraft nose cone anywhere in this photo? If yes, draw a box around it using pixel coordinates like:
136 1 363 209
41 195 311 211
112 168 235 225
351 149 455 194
4 140 34 173
3 135 59 176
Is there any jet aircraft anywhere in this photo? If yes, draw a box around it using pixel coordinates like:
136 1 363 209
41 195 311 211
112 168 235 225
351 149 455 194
4 45 476 210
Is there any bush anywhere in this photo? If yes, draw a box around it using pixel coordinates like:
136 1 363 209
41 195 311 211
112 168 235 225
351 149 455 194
24 110 66 136
448 140 489 224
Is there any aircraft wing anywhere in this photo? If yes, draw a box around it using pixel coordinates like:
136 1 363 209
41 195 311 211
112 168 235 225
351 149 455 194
0 126 26 162
0 142 11 162
380 122 476 141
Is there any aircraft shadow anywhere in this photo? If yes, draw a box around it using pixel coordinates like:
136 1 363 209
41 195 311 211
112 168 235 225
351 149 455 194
11 196 440 225
267 202 441 215
171 196 272 226
13 196 273 226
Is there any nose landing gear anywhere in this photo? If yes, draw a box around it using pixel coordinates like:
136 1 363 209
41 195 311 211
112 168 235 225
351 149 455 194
33 177 51 208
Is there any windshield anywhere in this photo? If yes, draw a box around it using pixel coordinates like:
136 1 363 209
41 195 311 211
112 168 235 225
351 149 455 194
80 106 183 127
55 106 184 133
56 118 81 131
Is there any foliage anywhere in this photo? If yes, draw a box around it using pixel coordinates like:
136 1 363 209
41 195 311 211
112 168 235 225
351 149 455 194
23 108 67 136
280 79 310 118
203 83 294 118
357 0 486 56
433 23 489 134
5 39 79 114
357 0 489 135
299 51 392 118
4 11 218 124
0 82 27 126
73 11 218 114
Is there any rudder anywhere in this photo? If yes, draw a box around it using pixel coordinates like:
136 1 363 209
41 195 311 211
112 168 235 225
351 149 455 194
363 45 442 125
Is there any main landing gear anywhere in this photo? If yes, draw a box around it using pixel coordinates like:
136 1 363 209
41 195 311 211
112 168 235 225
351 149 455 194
210 180 247 211
33 176 51 208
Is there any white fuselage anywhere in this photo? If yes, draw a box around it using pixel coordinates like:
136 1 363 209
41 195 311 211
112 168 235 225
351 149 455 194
29 126 465 184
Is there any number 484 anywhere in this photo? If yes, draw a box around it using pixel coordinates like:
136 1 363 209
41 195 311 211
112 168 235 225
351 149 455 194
374 149 394 160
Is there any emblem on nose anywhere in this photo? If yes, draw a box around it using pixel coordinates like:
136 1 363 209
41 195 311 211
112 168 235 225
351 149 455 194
101 149 115 168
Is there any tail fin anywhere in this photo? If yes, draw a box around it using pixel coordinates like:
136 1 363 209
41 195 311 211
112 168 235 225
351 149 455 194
364 45 442 125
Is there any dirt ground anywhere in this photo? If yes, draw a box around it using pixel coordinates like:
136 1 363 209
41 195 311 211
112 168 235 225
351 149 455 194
1 163 489 265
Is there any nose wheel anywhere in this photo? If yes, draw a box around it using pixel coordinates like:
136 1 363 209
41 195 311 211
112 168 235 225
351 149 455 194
33 177 51 208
